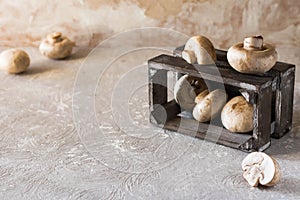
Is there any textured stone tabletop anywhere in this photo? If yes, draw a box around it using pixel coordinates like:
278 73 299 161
0 44 299 200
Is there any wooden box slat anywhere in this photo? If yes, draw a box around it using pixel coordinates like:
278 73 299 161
164 118 253 149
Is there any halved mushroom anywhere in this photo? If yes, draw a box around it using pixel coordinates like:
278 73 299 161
174 75 207 111
192 89 227 122
227 35 277 74
0 49 30 74
221 96 254 133
39 32 75 59
242 152 281 187
182 35 217 65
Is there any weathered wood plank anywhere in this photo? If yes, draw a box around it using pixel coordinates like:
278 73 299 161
159 117 254 150
148 67 168 117
148 55 273 91
150 100 180 125
252 83 273 149
273 67 295 138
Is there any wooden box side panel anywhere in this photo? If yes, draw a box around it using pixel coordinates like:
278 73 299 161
148 55 274 152
148 62 181 125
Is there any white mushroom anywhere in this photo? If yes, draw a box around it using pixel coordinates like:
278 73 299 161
174 75 207 111
242 152 281 187
192 89 227 122
221 96 253 133
39 32 75 59
227 35 277 74
182 35 217 65
194 89 209 104
0 49 30 74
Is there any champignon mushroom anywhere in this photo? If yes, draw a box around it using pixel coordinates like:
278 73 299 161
39 32 75 59
174 75 207 111
192 89 227 122
242 152 281 187
0 49 30 74
221 96 253 133
227 35 277 74
182 35 217 65
194 89 209 104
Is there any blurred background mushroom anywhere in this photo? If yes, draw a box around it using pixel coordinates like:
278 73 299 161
39 32 75 59
0 0 298 82
0 49 30 74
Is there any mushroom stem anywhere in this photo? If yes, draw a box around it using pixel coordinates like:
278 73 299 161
243 35 263 50
47 32 63 44
182 50 197 64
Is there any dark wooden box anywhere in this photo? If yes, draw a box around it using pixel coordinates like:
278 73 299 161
148 46 295 152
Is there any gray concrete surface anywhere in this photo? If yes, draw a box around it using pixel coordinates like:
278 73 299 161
0 46 299 200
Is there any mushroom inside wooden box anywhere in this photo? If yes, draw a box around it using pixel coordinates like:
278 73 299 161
148 35 295 152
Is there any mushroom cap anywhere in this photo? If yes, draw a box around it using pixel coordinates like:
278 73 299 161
183 35 217 64
174 75 207 111
0 49 30 74
194 89 209 104
39 33 75 59
227 42 277 74
264 158 281 186
242 152 281 187
192 89 227 122
221 96 253 133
